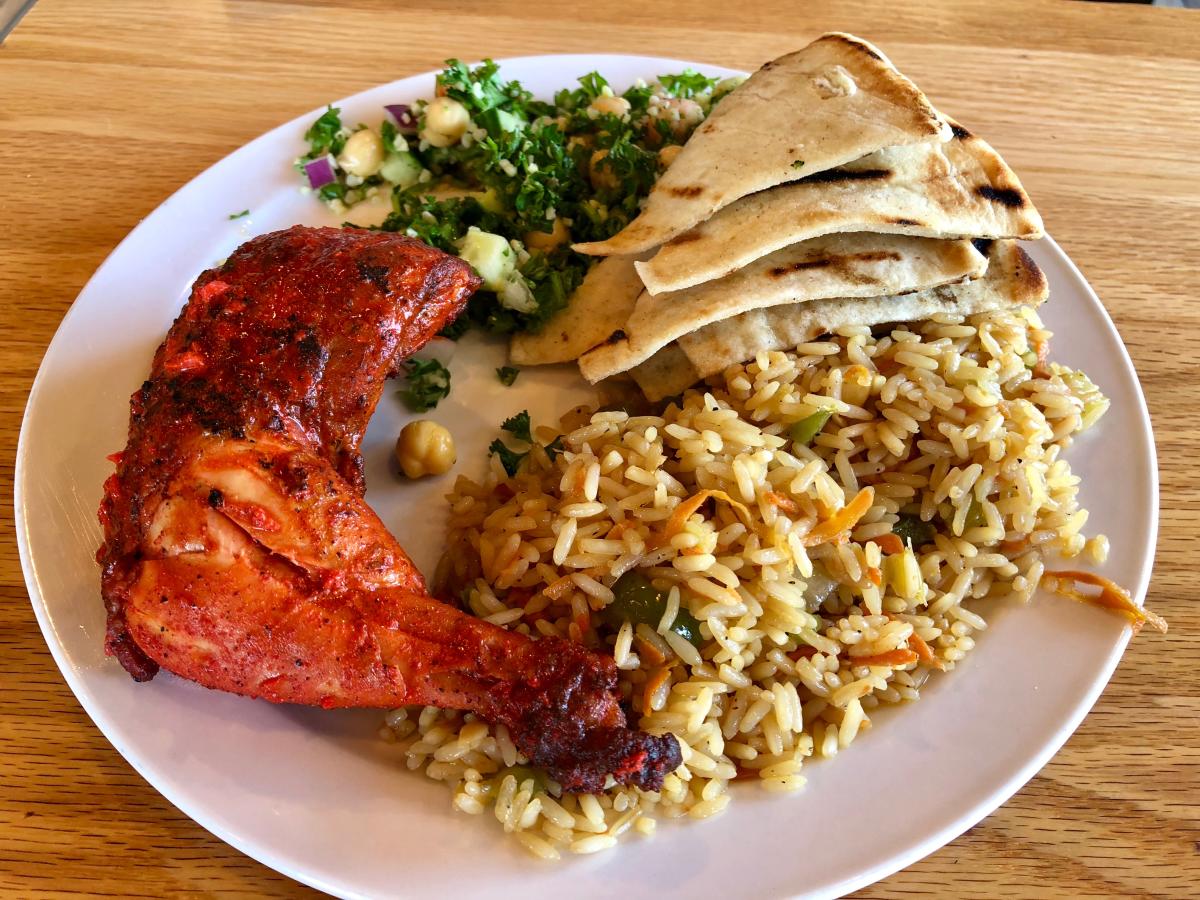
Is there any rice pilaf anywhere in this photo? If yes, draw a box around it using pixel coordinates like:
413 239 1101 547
381 306 1113 858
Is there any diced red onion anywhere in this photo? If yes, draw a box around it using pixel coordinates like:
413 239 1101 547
385 103 418 132
304 155 337 189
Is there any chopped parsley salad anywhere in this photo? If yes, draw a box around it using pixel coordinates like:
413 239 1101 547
296 60 743 346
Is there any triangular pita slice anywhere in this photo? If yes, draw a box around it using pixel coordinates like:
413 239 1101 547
631 240 1046 400
637 121 1044 294
577 234 987 383
572 33 949 257
510 254 648 365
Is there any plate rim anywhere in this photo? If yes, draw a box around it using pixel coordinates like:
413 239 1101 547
14 53 1159 900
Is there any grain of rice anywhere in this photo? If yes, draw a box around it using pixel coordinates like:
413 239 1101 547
570 834 618 854
613 620 634 669
516 831 560 859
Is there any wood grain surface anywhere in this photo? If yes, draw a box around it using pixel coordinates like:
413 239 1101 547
2 1 1198 896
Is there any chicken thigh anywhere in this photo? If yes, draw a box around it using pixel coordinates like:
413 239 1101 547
97 226 680 792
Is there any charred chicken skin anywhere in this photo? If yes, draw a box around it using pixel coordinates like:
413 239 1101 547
97 226 680 792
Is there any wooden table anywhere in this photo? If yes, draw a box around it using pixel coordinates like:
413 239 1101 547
3 0 1198 896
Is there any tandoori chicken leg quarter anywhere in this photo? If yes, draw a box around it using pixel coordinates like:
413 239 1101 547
96 226 681 793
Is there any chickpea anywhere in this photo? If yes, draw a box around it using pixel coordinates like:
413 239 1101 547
588 94 631 120
395 420 456 479
646 96 705 144
523 218 570 253
337 129 385 178
588 149 619 191
421 97 470 148
657 144 683 168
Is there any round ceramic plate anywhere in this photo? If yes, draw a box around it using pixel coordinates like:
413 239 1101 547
16 55 1158 899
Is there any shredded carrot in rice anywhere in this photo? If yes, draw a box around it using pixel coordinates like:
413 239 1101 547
634 636 667 667
866 566 882 587
1032 333 1051 379
651 489 753 548
571 612 591 641
542 575 575 601
875 532 905 555
642 666 672 713
606 521 629 540
907 632 944 670
848 648 919 668
1044 570 1167 634
844 363 871 386
801 487 875 547
766 491 802 516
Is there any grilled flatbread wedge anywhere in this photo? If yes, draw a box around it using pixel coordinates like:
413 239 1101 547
630 239 1046 400
636 121 1043 295
510 254 648 365
577 234 987 384
572 33 949 257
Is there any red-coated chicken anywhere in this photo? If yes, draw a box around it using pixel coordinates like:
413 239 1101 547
96 226 679 792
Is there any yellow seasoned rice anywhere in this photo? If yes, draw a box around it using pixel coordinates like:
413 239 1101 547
382 306 1112 856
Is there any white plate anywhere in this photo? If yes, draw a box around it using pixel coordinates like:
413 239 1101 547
15 55 1158 899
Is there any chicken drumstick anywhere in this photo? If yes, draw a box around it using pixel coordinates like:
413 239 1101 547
97 226 680 792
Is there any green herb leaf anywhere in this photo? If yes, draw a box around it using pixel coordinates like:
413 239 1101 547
318 181 348 202
304 106 345 158
577 71 610 102
496 366 519 386
657 69 719 99
621 82 654 115
228 209 249 220
543 435 565 462
380 119 402 154
488 439 528 476
501 410 532 443
791 159 805 170
399 358 451 412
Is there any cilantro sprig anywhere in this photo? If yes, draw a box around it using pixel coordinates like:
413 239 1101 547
501 410 532 442
488 439 528 477
657 69 719 99
302 106 346 160
488 411 565 475
399 358 451 412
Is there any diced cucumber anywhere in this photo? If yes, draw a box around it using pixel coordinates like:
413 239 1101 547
497 273 536 313
457 227 516 291
379 151 423 189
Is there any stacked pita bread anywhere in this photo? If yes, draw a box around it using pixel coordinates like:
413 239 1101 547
510 32 1046 400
